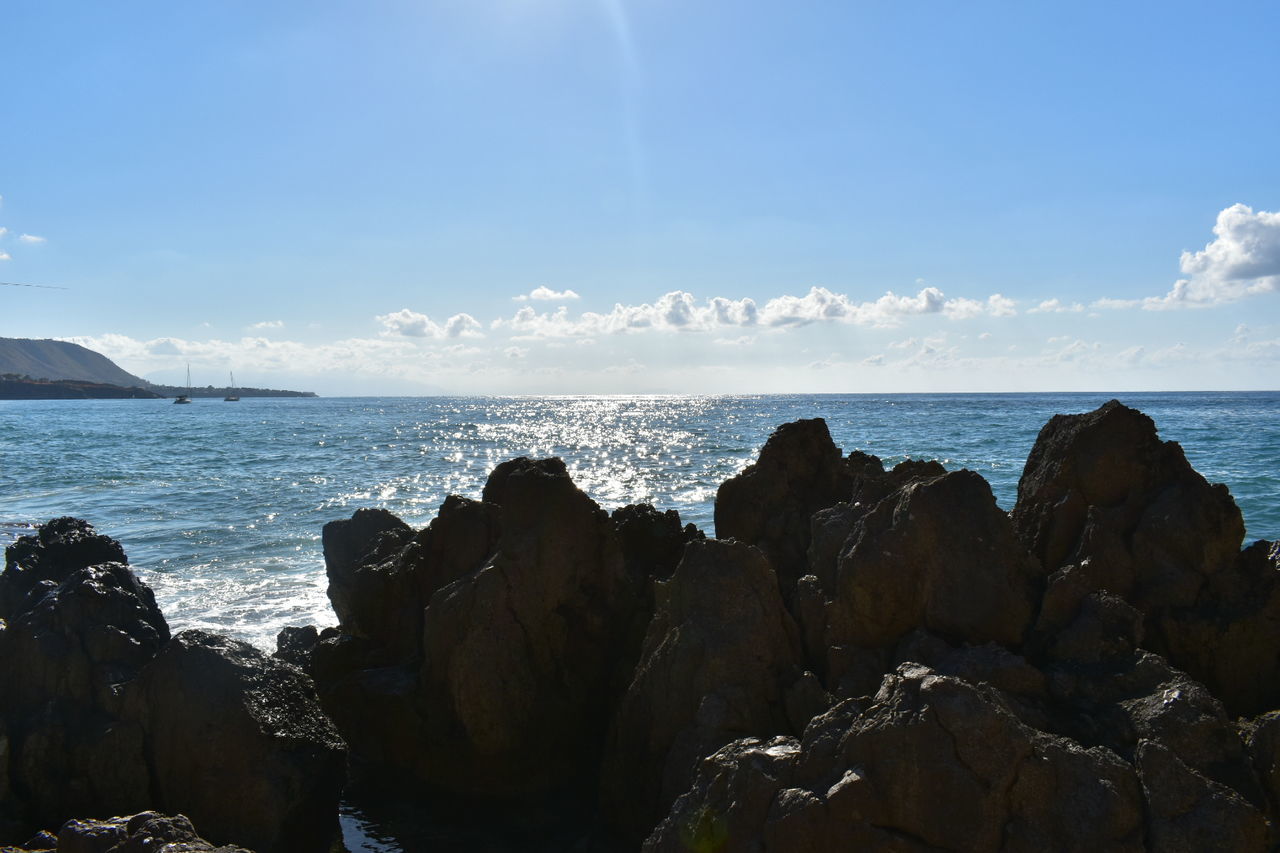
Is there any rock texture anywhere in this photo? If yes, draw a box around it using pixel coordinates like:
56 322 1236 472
2 811 253 853
0 520 344 852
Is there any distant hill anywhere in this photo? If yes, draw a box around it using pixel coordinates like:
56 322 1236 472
0 337 317 398
0 338 149 386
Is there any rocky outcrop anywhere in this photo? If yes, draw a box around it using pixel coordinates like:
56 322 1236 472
645 665 1148 852
0 520 345 852
714 418 852 596
600 539 806 841
4 811 253 853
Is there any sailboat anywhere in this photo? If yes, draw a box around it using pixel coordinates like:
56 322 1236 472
174 364 193 404
224 371 240 402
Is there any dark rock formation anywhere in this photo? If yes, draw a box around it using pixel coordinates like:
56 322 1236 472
645 665 1147 852
122 631 345 853
714 418 852 596
601 539 805 841
0 520 345 853
3 811 252 852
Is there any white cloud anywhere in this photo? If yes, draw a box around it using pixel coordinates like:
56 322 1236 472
505 346 529 359
1029 298 1084 314
250 320 284 330
378 309 438 337
513 286 581 302
443 313 483 338
0 252 9 261
377 308 484 339
0 227 7 238
496 285 1017 338
18 234 45 244
1145 203 1280 309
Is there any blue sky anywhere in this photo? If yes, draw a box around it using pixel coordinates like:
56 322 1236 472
2 0 1278 394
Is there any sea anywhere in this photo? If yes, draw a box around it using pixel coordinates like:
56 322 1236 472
2 391 1278 849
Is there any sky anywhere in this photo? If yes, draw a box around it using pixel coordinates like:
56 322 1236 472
2 0 1278 395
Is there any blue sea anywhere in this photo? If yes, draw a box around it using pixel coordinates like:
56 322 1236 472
2 393 1277 655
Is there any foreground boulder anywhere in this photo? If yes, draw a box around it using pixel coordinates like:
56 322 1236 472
0 520 345 852
646 665 1149 852
3 811 253 853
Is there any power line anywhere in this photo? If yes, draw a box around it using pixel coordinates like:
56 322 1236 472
0 281 68 290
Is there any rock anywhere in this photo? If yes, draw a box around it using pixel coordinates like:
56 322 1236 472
122 631 346 853
0 562 166 831
1 519 344 852
612 503 703 582
1158 539 1280 716
1137 740 1271 852
602 538 803 841
272 625 318 670
714 419 852 595
2 812 253 853
320 508 414 650
0 518 126 621
1012 399 1243 625
819 469 1039 686
645 665 1145 852
414 458 643 797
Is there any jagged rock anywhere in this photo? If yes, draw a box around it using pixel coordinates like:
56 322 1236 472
272 625 318 670
3 812 253 853
1159 539 1280 716
1137 740 1271 851
645 665 1145 852
320 508 413 649
0 518 126 621
602 538 804 841
122 631 345 853
1012 400 1243 627
818 469 1038 689
1 520 345 852
0 561 166 831
714 419 852 595
612 503 703 582
414 458 642 797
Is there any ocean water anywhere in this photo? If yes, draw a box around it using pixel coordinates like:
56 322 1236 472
2 392 1277 652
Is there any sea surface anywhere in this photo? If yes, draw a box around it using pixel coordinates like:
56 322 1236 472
2 393 1278 654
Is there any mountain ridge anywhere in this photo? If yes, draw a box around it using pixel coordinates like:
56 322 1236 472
0 337 149 386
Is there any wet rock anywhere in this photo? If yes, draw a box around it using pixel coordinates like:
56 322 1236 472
714 419 852 595
122 630 345 853
0 518 126 621
0 561 165 831
5 812 253 853
602 538 803 841
645 665 1145 852
272 625 318 670
1 519 344 852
